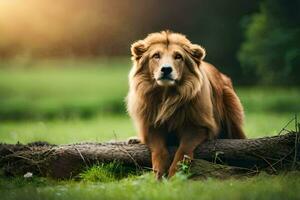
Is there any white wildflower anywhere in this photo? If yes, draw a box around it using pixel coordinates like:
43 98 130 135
24 172 33 178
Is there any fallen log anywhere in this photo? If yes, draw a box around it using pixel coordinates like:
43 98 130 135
0 132 299 179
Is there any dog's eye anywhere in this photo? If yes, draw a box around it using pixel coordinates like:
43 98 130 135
174 53 183 60
152 53 160 59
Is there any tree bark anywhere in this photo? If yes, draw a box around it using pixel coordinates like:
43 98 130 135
0 132 299 179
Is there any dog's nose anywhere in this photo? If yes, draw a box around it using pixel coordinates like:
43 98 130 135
161 66 172 75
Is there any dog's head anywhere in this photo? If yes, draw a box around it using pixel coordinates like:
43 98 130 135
130 30 206 87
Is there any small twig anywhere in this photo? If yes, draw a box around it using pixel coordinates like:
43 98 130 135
142 166 153 171
213 151 225 164
74 147 89 168
251 152 277 173
2 146 15 154
41 148 55 157
117 144 143 171
292 115 299 169
4 154 35 162
113 130 118 142
270 148 295 168
278 117 295 135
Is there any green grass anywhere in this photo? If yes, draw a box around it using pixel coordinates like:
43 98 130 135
0 114 134 144
80 162 141 182
0 112 297 144
0 58 299 200
0 58 299 120
1 172 300 200
237 87 300 113
0 58 130 120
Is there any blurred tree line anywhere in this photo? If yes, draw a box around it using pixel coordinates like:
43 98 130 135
239 0 300 85
0 0 299 85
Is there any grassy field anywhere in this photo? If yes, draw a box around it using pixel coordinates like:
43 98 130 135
0 58 299 200
1 172 300 200
0 59 299 121
0 58 130 120
0 112 297 144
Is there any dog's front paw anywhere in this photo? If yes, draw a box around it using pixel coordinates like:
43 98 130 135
127 136 141 144
154 170 165 180
168 165 178 179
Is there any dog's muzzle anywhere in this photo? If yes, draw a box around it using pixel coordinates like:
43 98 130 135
158 65 174 81
157 65 176 86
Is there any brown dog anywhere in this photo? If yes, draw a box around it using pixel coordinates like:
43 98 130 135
126 31 246 179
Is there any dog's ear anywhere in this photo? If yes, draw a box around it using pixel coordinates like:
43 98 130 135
184 44 206 65
131 40 147 61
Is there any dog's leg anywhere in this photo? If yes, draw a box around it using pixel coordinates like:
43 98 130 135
168 129 207 178
146 129 170 180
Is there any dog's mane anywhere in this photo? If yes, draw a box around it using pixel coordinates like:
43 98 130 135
127 31 246 142
128 31 213 131
141 30 192 48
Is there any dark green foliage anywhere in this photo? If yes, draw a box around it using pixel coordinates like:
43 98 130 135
238 0 300 85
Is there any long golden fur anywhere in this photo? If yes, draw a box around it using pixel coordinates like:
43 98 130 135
126 31 246 179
